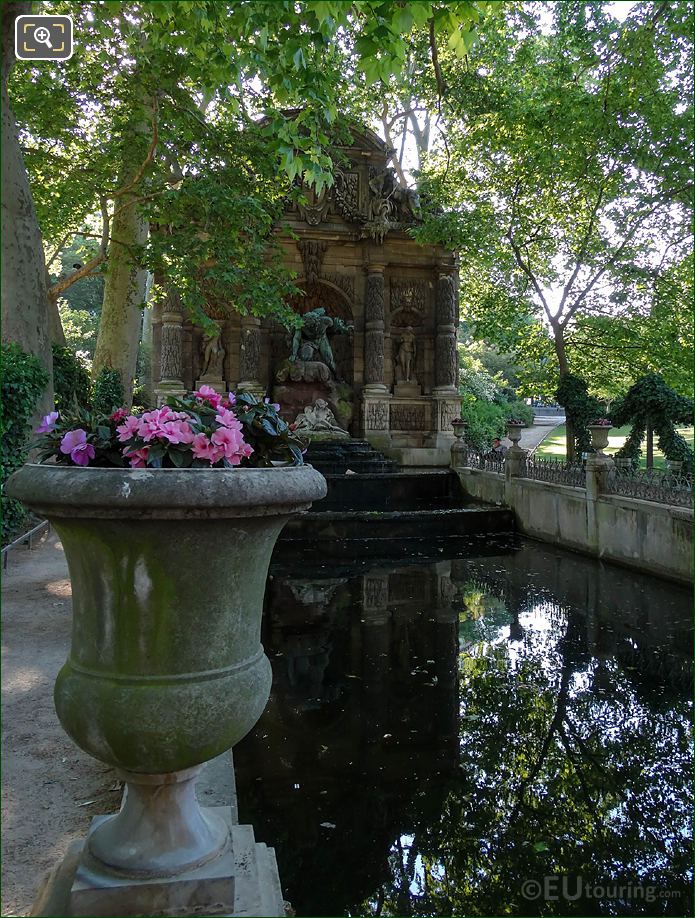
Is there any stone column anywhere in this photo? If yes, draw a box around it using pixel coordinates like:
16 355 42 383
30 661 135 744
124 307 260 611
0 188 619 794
154 294 186 405
363 264 388 394
428 264 460 454
361 263 391 448
433 267 459 396
237 315 265 398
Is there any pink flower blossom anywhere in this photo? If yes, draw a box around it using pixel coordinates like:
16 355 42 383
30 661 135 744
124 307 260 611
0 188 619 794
59 429 95 466
159 419 196 445
215 407 241 429
35 411 59 434
226 392 236 405
137 407 178 442
123 447 149 468
264 397 281 411
211 426 248 464
116 415 142 442
109 408 129 422
195 385 222 408
191 433 222 463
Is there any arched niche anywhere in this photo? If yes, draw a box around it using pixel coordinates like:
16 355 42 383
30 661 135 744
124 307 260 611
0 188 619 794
269 280 354 385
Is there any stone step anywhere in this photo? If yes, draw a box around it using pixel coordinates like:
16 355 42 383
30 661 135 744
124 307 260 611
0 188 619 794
314 470 465 511
304 438 399 475
281 505 514 549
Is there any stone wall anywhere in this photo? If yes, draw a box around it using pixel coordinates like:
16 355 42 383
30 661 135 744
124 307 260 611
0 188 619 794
454 466 693 585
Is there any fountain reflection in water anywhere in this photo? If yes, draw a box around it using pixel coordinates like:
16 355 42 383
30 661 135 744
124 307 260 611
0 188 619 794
234 536 693 918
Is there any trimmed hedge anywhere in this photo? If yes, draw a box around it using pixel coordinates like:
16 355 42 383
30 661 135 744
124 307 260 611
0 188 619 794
1 343 48 542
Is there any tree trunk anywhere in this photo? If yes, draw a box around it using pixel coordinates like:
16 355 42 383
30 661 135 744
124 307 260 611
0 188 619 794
92 171 148 406
553 325 574 461
1 2 53 412
46 270 66 346
646 419 654 469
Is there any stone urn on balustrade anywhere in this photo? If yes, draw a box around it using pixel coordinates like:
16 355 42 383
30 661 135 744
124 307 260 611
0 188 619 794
7 464 326 917
451 418 467 441
587 421 612 457
505 420 526 450
450 419 468 469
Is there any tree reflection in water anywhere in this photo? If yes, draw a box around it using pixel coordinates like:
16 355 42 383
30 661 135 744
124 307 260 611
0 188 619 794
233 537 692 917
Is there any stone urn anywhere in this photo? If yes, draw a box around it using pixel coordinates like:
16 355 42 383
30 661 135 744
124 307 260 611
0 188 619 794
451 419 467 440
7 464 326 915
588 423 612 455
506 421 525 449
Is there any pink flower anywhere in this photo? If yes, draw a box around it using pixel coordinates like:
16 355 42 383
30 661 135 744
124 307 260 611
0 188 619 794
137 407 177 442
215 407 241 429
35 411 59 434
191 433 222 463
264 397 281 411
123 447 149 468
59 429 95 466
116 415 142 442
211 426 248 463
109 408 129 422
160 420 195 445
226 392 236 406
195 385 222 408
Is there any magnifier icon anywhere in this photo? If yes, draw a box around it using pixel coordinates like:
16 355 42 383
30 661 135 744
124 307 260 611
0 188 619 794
33 25 53 49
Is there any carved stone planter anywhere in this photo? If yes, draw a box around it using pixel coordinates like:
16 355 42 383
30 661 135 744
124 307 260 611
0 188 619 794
451 419 466 440
588 424 612 455
506 422 525 448
7 464 326 916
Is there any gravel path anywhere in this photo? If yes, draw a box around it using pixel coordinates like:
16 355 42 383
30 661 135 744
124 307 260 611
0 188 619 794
1 533 120 917
1 533 238 917
504 421 562 453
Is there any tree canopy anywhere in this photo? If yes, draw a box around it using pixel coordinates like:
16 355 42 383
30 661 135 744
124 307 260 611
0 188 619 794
414 1 693 401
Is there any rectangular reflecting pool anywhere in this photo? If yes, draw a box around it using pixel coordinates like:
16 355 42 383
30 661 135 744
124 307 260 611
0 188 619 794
234 535 693 917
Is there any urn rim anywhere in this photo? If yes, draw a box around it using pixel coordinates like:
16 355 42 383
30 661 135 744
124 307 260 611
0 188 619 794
7 462 328 519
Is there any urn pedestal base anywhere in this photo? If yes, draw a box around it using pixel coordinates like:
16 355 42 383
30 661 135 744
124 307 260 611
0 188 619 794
33 810 285 917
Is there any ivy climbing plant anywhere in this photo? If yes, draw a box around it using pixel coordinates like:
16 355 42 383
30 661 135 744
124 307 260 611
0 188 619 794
610 375 694 472
555 374 603 461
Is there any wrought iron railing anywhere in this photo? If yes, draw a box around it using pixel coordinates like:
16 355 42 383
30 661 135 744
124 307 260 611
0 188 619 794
459 449 505 474
522 455 586 488
605 467 693 509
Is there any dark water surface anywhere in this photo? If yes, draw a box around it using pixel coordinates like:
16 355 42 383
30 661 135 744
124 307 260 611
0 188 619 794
234 536 693 917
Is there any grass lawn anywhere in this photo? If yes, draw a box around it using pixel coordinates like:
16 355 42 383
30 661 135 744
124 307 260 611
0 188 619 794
535 424 694 468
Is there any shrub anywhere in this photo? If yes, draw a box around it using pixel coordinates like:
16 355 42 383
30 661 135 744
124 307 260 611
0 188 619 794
459 398 507 450
131 381 153 411
52 344 91 411
497 396 534 427
92 367 125 416
1 343 49 542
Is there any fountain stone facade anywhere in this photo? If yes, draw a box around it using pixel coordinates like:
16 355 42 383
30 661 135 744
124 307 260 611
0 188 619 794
151 125 460 467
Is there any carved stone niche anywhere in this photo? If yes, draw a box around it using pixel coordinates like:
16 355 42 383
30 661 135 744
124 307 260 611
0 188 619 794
285 281 354 384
